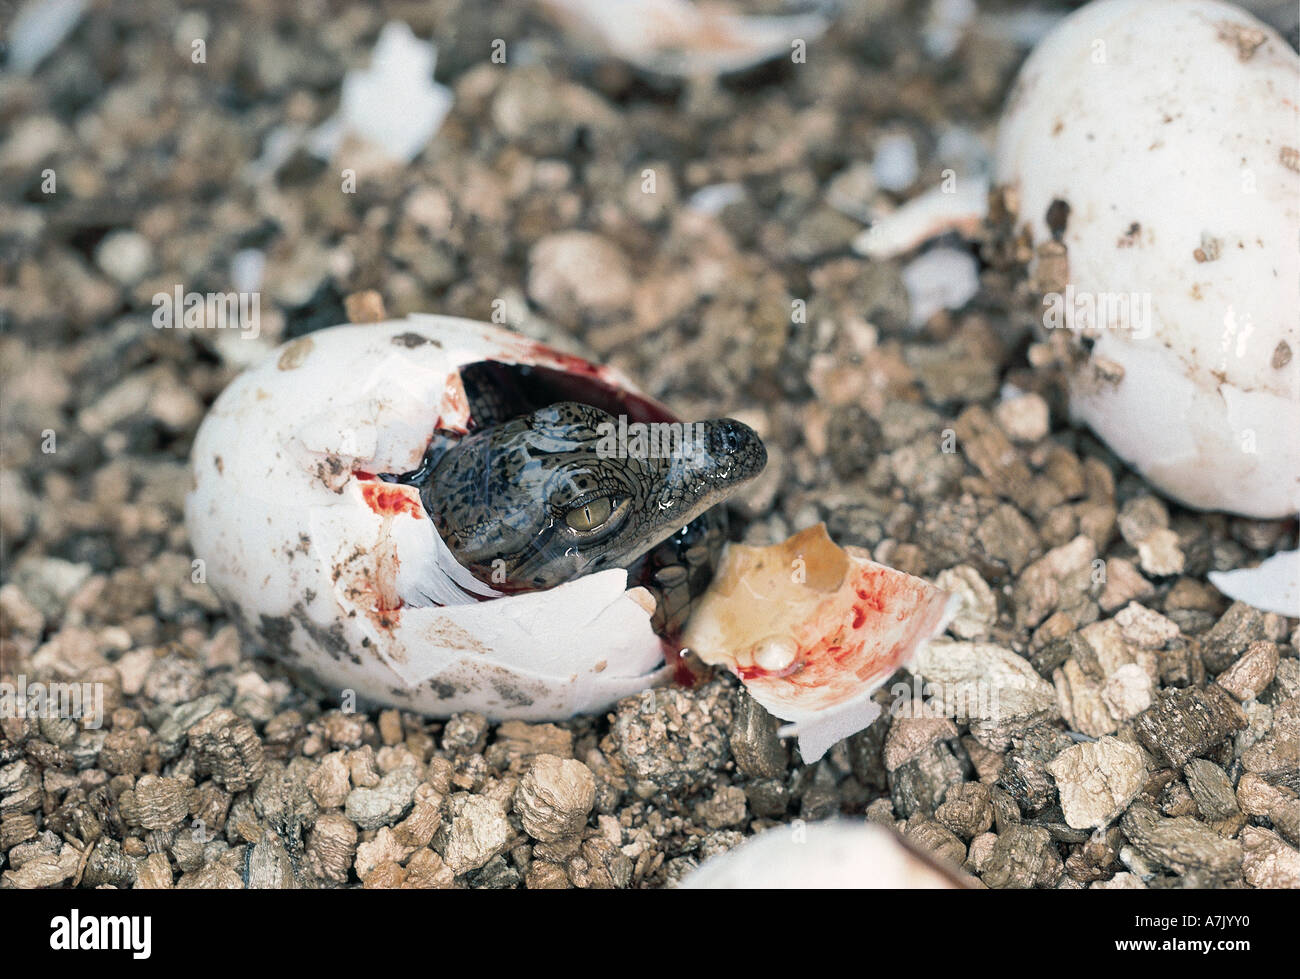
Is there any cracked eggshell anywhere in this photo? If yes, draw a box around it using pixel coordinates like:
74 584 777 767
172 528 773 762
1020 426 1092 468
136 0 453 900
995 0 1300 518
185 315 670 719
539 0 829 77
680 819 972 888
681 524 959 762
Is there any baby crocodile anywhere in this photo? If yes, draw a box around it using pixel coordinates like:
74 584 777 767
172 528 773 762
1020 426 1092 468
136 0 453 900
399 401 766 635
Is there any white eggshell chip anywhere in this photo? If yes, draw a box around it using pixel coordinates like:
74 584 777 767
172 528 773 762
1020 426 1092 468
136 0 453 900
1208 548 1300 616
995 0 1300 518
539 0 829 77
186 316 671 719
680 819 972 889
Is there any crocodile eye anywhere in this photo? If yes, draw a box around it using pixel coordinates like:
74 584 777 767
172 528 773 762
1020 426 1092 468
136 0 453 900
565 496 613 532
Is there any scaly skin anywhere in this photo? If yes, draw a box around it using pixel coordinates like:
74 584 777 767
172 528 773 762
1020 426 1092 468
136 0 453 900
416 401 766 630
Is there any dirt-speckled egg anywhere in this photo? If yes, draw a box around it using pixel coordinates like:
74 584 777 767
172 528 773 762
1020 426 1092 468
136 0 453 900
995 0 1300 518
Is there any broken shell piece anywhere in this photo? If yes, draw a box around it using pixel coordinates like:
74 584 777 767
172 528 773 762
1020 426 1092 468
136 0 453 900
310 22 453 166
7 0 88 75
681 524 959 762
680 819 972 888
538 0 828 77
852 177 990 259
1209 549 1300 617
901 246 981 328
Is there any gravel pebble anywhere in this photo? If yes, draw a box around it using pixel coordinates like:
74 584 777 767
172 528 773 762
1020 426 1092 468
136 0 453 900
1120 802 1242 881
915 640 1059 749
728 690 788 778
527 232 632 321
994 392 1050 443
514 755 596 842
1134 685 1247 768
344 766 420 831
982 825 1061 889
608 682 734 797
435 794 512 876
1182 759 1239 822
933 565 997 639
1215 640 1280 702
1047 736 1147 829
1240 826 1300 889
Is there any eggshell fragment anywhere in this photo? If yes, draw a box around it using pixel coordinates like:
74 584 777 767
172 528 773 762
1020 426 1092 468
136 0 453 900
681 524 959 762
994 0 1300 518
1208 549 1300 616
539 0 828 77
186 316 670 719
310 22 453 166
851 177 990 259
680 819 972 888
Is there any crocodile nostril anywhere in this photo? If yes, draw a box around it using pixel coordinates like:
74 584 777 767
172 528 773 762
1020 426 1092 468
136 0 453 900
700 419 766 480
710 419 746 456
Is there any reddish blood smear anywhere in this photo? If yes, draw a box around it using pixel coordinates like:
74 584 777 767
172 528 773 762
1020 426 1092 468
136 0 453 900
736 561 939 712
525 342 605 379
345 475 422 629
359 481 424 520
855 585 886 612
661 637 703 688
